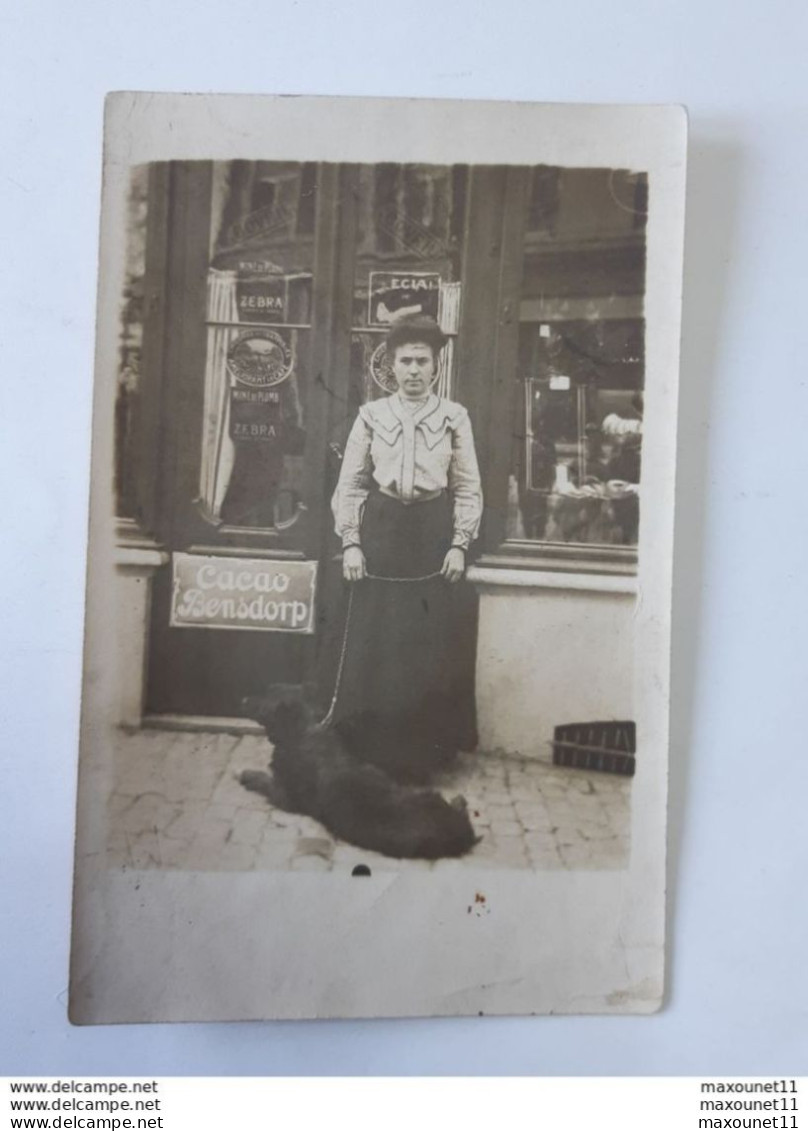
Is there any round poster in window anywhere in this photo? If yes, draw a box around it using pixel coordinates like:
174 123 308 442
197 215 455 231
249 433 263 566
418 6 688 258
227 329 294 388
370 340 440 394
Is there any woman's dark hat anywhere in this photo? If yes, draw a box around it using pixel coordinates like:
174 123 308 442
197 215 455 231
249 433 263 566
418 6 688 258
384 314 447 355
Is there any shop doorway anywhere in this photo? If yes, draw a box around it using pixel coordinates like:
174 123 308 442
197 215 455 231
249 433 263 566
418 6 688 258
139 160 470 718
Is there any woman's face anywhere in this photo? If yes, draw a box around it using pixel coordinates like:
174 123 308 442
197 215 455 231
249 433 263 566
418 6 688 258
391 341 437 399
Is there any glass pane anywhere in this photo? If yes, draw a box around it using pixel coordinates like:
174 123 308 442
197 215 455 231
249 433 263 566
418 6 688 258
507 168 647 549
345 164 466 422
198 161 316 533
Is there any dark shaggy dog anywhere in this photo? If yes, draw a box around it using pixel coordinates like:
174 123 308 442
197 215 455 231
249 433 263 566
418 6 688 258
240 687 479 860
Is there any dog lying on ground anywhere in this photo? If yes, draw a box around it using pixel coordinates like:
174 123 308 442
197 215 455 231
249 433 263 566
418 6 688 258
240 686 479 860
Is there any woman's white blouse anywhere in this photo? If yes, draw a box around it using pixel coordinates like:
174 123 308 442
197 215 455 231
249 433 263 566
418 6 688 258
331 393 484 551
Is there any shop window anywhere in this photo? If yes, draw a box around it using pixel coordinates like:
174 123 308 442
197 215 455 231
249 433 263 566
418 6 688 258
484 166 648 566
197 161 315 535
506 319 643 548
343 164 467 431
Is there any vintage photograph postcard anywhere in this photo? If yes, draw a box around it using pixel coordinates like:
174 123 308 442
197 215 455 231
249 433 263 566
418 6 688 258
70 94 687 1022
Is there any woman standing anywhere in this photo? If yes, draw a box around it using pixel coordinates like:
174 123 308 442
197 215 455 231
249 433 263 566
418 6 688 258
330 315 483 782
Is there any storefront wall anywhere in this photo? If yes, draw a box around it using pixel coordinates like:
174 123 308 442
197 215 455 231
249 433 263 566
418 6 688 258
110 560 636 751
471 574 636 761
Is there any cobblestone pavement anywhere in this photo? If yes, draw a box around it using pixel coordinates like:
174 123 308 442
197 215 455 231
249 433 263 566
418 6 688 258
107 728 631 874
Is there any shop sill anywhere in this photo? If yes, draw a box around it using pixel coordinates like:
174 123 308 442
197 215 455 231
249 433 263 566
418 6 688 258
140 714 264 735
466 565 637 595
115 519 168 571
115 545 169 571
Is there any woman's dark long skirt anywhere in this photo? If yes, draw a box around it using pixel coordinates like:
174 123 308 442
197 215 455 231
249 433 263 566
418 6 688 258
332 490 478 780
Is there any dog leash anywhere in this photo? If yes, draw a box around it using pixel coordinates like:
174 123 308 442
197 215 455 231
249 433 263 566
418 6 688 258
365 570 443 583
318 570 444 729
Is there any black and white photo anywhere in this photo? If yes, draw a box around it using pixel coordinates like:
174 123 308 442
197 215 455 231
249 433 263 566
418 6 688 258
70 94 687 1023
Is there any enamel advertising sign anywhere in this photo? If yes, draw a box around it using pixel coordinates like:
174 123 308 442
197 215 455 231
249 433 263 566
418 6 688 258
368 271 440 326
170 553 317 633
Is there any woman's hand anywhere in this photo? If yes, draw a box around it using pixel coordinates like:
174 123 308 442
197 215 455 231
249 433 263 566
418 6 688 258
342 545 367 582
441 547 466 583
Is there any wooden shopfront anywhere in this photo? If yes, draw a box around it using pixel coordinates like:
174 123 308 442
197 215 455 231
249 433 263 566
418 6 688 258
116 159 646 729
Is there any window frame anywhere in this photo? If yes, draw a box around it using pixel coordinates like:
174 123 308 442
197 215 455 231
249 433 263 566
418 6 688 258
457 164 641 577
